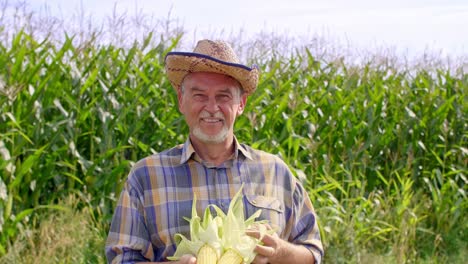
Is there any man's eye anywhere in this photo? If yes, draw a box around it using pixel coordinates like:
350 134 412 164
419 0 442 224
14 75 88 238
193 94 208 101
218 95 230 101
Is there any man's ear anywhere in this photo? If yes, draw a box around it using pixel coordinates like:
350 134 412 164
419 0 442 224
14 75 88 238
177 88 184 113
237 94 248 116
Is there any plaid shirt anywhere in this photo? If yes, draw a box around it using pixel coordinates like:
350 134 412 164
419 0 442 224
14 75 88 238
106 138 323 263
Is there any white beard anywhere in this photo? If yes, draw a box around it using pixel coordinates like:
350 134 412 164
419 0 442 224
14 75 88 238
192 111 229 144
193 126 228 144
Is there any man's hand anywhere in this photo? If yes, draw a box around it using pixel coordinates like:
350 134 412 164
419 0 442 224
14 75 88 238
176 254 197 264
137 254 196 264
246 226 315 264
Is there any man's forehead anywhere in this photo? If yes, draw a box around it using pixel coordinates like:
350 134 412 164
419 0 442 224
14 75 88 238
186 85 238 95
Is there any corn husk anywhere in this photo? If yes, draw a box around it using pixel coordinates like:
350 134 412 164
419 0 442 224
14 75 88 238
168 184 271 263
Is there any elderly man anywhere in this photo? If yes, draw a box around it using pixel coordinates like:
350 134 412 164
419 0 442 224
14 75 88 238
106 40 324 264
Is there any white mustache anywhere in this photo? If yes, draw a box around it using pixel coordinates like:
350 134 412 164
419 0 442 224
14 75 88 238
199 111 224 119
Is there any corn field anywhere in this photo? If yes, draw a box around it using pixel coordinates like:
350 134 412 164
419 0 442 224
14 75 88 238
0 13 467 264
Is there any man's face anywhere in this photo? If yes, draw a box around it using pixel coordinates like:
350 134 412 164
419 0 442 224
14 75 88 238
178 72 247 144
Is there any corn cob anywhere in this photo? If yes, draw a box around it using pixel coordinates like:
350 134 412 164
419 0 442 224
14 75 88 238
217 248 243 264
197 244 218 264
169 185 271 263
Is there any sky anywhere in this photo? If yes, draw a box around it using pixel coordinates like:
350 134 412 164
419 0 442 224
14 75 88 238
26 0 468 59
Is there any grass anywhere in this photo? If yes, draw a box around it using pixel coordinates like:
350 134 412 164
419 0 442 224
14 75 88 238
0 194 106 264
0 1 467 263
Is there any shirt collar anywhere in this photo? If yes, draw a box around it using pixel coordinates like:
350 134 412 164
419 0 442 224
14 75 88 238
180 136 253 164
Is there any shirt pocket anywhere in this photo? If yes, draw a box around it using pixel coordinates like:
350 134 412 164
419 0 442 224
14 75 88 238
244 195 285 232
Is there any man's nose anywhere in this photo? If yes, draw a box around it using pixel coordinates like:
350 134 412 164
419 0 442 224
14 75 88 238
205 97 220 112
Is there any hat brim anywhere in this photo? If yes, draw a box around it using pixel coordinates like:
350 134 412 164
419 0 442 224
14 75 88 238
165 52 259 95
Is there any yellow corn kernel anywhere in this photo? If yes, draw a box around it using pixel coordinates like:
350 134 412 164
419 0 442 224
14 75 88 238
217 249 243 264
197 244 218 264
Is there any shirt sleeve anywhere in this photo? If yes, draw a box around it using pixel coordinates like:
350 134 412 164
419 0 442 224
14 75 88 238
289 180 324 264
105 175 154 263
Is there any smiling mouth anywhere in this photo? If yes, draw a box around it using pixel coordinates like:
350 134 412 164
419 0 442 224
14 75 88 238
201 118 223 123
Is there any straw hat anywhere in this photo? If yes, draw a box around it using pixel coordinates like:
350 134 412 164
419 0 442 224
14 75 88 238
165 40 259 95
